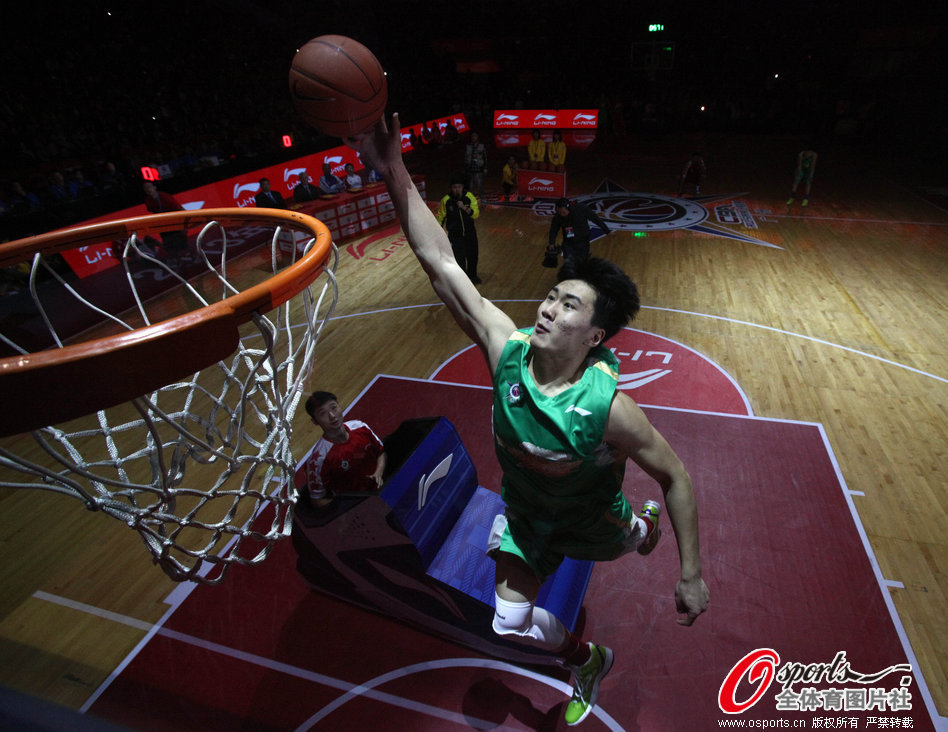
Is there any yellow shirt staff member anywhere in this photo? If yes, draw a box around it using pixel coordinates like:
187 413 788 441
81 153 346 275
501 155 519 200
547 130 566 173
527 129 546 170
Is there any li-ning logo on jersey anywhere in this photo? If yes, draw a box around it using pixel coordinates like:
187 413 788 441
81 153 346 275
565 404 592 417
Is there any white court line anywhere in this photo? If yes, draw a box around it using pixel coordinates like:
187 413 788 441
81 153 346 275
813 422 945 730
766 213 948 226
32 590 622 731
640 305 947 385
316 301 947 385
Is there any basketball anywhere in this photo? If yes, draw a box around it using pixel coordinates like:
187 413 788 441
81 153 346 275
289 35 387 138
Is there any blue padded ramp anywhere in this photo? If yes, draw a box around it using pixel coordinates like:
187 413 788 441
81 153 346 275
292 416 594 666
427 485 594 633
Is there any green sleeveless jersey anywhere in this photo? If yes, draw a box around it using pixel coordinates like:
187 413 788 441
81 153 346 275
492 328 634 561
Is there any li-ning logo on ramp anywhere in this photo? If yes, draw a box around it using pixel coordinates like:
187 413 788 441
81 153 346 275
418 454 453 509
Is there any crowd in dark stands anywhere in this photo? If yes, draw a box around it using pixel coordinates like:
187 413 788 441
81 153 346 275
1 3 939 246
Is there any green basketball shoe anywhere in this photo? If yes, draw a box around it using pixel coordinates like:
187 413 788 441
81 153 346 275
565 643 615 726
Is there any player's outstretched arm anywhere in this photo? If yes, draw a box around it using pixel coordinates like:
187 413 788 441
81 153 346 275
606 391 710 626
348 114 514 366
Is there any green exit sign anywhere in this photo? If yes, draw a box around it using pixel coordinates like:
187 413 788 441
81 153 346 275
648 23 664 32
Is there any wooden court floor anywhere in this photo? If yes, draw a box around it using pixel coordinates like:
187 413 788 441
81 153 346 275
0 131 946 726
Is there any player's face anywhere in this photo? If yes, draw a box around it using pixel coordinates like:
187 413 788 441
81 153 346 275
532 280 604 353
313 400 343 434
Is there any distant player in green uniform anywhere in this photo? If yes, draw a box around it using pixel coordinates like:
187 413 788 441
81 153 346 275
787 148 818 208
350 114 709 727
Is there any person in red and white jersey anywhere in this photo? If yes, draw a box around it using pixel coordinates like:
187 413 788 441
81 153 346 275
302 391 386 507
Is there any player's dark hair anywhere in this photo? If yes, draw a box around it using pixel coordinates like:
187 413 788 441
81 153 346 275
305 391 337 417
557 257 640 342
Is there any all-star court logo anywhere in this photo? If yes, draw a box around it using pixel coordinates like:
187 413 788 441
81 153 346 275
496 179 783 249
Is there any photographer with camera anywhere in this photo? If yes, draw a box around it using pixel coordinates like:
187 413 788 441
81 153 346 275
545 197 611 267
436 175 482 284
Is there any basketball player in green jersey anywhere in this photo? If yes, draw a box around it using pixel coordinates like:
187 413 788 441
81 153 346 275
350 114 709 726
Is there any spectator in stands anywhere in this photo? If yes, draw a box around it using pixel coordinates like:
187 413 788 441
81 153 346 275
97 162 127 201
443 120 459 144
301 391 387 509
142 181 188 266
318 163 345 195
344 163 363 192
293 172 320 203
6 182 41 215
45 171 73 204
68 169 97 199
143 180 182 214
547 130 566 173
527 130 547 171
254 178 286 208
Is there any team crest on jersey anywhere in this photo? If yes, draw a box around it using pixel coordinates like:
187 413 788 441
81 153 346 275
505 382 522 404
340 459 350 471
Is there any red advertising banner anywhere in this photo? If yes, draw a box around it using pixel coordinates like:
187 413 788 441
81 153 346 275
492 109 598 129
56 121 444 279
516 169 567 198
493 131 597 150
557 109 599 129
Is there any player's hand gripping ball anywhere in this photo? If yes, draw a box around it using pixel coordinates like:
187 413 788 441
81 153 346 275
289 35 387 139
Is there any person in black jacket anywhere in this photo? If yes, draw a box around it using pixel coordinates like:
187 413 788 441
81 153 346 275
436 175 481 284
254 178 286 209
546 197 610 266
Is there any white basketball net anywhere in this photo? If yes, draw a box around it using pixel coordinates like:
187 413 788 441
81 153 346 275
0 218 338 584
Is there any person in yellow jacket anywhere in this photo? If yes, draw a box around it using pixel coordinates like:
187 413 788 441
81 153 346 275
547 130 566 173
436 176 481 284
526 129 547 170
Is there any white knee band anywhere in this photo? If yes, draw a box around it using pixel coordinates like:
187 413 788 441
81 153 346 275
492 594 566 650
